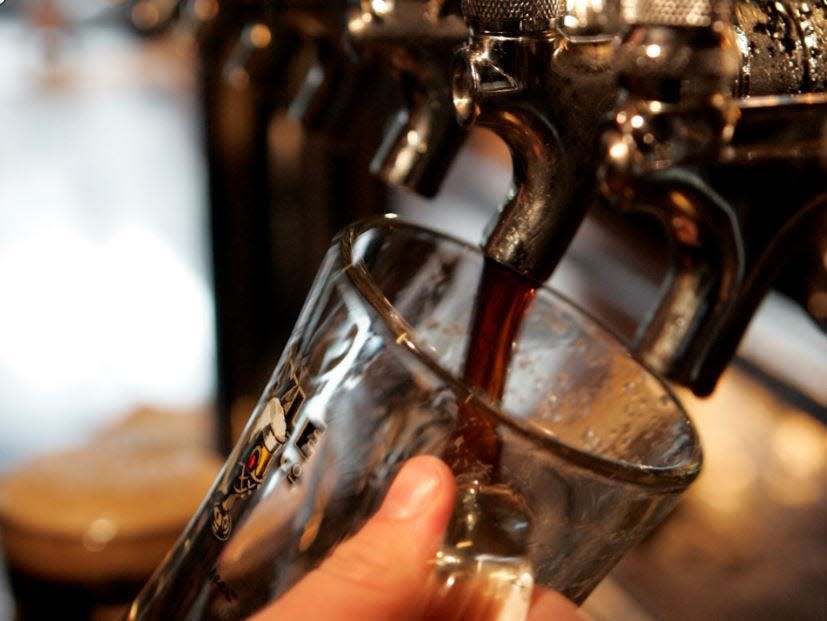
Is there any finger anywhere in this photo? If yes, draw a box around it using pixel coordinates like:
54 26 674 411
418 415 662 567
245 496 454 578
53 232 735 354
250 455 457 621
529 587 592 621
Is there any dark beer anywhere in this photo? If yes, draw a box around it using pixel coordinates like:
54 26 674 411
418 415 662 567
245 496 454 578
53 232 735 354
432 258 538 621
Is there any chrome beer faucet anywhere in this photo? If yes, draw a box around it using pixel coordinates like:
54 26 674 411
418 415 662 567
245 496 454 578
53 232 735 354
599 0 827 395
348 0 470 196
276 0 368 134
277 1 470 196
453 0 618 283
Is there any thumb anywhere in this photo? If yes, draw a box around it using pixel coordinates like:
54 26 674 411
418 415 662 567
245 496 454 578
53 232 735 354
250 456 457 621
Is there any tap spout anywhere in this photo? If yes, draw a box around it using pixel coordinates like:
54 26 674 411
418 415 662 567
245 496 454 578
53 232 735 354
348 1 469 197
473 98 571 283
370 77 467 197
279 1 367 133
621 170 745 390
452 29 576 283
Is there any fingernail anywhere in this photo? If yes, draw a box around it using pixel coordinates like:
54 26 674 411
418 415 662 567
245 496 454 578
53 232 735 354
380 459 442 521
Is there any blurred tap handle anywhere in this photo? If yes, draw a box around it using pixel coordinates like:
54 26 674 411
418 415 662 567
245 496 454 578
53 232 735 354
344 1 470 196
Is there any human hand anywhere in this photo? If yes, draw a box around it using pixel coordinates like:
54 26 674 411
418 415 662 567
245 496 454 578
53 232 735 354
248 456 588 621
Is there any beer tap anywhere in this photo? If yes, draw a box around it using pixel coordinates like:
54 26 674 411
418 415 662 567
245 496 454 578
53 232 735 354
453 0 618 283
264 1 473 200
347 0 470 196
275 1 369 134
280 1 470 197
599 0 827 395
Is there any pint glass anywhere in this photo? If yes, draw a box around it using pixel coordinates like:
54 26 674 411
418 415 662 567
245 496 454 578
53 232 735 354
126 216 701 620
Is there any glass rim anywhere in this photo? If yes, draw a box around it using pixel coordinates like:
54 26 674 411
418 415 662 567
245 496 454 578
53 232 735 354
339 215 702 491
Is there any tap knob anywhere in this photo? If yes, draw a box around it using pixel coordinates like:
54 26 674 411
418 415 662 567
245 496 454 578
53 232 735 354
461 0 564 33
620 0 729 28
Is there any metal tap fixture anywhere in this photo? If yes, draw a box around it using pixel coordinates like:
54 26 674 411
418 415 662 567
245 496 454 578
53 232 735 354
276 1 370 134
599 0 827 395
454 0 618 283
275 1 470 196
348 0 470 196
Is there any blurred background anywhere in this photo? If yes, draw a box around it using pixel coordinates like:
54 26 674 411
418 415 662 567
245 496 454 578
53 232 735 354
0 0 213 470
0 3 221 618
